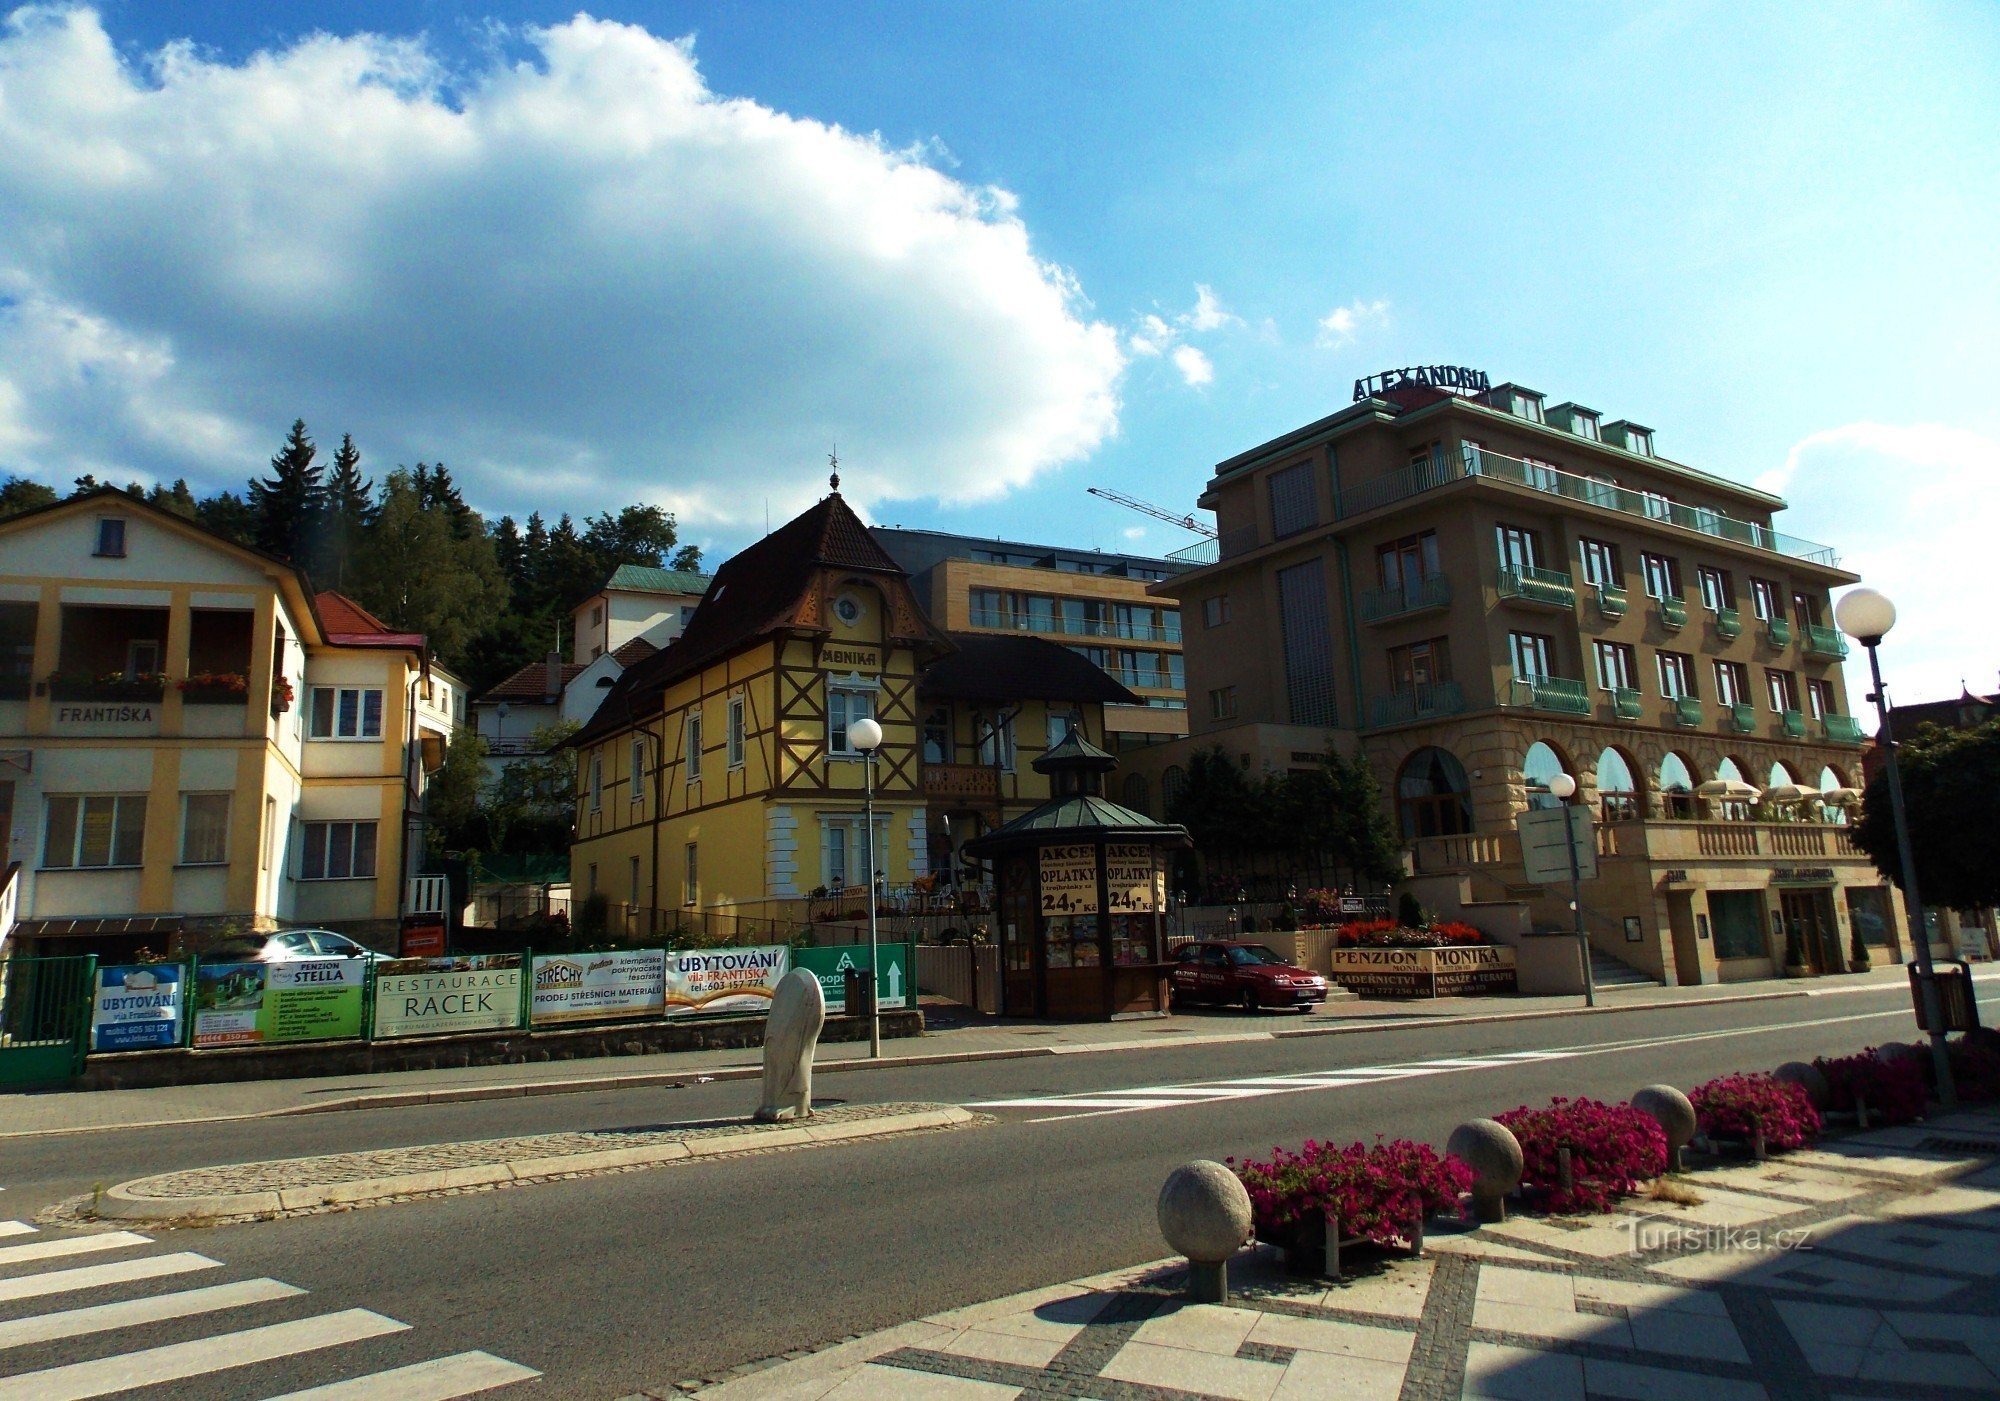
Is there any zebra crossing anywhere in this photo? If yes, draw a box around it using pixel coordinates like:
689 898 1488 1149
966 1047 1574 1118
0 1208 537 1400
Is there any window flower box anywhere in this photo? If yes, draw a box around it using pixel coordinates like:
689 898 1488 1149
178 672 250 704
47 671 166 702
270 676 295 716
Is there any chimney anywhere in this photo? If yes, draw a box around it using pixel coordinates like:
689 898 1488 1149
545 651 563 699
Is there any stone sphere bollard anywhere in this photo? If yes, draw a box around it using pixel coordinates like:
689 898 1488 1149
1158 1161 1253 1304
1631 1085 1696 1172
1447 1119 1522 1223
1875 1041 1917 1065
1773 1061 1830 1110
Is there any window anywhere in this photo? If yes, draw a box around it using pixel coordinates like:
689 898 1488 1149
629 738 647 804
590 605 603 627
1577 538 1622 589
1660 753 1698 818
1377 531 1441 589
1750 578 1781 621
1268 461 1318 538
686 712 702 782
631 855 643 905
727 695 745 767
1208 686 1237 720
1657 651 1697 700
1202 595 1230 628
125 638 161 677
1522 457 1563 493
43 794 147 868
1641 553 1681 600
1397 747 1473 840
1596 748 1640 822
820 815 890 890
1641 490 1674 521
1767 669 1799 714
1697 566 1735 612
1166 653 1185 689
1714 661 1750 706
1594 641 1637 691
1709 890 1768 961
827 686 875 756
308 686 384 740
922 706 952 764
1387 638 1452 691
1807 678 1836 720
588 863 599 896
1161 609 1183 642
1508 632 1554 680
94 518 127 557
1047 711 1074 750
680 605 697 628
180 793 230 865
1791 591 1823 629
590 755 603 812
1495 524 1541 571
1522 742 1568 807
301 820 377 880
1276 558 1337 726
684 843 698 906
976 712 1016 770
262 795 278 872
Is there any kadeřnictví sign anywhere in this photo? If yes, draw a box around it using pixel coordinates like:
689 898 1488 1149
1354 366 1490 400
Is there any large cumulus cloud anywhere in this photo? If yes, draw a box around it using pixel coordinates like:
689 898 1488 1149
0 7 1124 524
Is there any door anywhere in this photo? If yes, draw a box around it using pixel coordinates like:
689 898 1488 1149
1779 890 1841 975
0 955 96 1087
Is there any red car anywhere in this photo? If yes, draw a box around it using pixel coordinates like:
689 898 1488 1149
1170 941 1330 1012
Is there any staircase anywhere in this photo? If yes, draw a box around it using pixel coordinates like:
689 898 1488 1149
1589 946 1659 989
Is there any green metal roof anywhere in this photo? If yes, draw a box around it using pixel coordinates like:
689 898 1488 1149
963 793 1192 855
605 563 710 595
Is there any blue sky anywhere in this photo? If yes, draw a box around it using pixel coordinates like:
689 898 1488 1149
5 2 1997 695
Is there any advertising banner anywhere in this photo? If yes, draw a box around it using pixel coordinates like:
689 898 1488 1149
91 964 185 1052
531 949 667 1026
191 958 367 1047
664 945 790 1016
1325 945 1517 997
1104 843 1163 913
1038 842 1098 915
792 943 912 1013
372 955 524 1038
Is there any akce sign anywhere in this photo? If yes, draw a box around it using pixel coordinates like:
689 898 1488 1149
1354 365 1491 401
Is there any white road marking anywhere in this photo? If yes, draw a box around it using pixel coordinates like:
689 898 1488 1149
0 1233 151 1269
259 1350 543 1400
0 1251 220 1304
0 1277 303 1351
0 1224 33 1240
0 1308 407 1401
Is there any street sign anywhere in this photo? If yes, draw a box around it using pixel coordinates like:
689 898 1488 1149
793 943 911 1012
1518 805 1597 885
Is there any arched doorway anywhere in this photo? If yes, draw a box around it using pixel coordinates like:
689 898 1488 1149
1398 747 1473 839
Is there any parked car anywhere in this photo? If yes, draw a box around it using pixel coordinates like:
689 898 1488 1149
205 929 391 963
1169 941 1329 1012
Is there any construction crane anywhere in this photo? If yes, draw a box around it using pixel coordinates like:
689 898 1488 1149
1086 486 1217 539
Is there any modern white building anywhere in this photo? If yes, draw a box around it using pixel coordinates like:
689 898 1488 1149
567 564 708 664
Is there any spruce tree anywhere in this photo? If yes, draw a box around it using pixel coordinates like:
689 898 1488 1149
196 490 258 547
249 419 325 565
314 433 375 587
0 476 58 519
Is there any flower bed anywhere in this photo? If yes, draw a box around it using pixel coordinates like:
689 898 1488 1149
1495 1097 1666 1213
1231 1137 1470 1254
1814 1049 1928 1125
1947 1034 2000 1103
1325 919 1487 949
1690 1073 1820 1152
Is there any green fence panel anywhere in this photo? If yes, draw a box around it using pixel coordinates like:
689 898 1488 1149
0 955 96 1085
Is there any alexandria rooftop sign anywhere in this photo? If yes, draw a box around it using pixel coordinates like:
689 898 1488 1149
1354 365 1491 401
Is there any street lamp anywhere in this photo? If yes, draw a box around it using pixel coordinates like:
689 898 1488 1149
1546 773 1596 1008
1836 587 1955 1105
850 715 885 1059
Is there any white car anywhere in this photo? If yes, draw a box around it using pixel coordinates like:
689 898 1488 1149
209 929 390 963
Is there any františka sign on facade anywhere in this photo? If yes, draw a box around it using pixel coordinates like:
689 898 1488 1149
1353 365 1491 400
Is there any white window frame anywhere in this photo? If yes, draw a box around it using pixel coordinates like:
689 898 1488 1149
684 842 699 906
826 684 876 758
42 794 147 870
631 737 647 805
589 754 603 812
125 638 161 677
300 819 378 881
727 694 746 768
308 686 385 740
1657 652 1696 701
1593 641 1636 692
179 792 231 866
819 814 891 892
686 711 703 783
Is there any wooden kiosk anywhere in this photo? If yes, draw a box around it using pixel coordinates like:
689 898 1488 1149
964 731 1192 1020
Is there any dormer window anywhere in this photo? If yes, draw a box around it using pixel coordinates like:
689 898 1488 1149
94 518 127 558
1547 403 1601 441
1604 421 1654 456
1485 384 1545 424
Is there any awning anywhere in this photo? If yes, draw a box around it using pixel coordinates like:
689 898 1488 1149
12 916 183 939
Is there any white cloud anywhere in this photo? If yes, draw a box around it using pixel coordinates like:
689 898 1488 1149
1763 421 1997 704
1127 314 1175 358
1121 524 1146 541
1186 284 1239 332
1315 298 1390 349
1170 345 1213 388
0 8 1124 524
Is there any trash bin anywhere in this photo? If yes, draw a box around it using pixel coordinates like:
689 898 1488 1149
1911 960 1980 1033
842 967 875 1019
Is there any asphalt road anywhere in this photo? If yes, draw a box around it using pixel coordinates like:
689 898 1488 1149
0 980 1978 1400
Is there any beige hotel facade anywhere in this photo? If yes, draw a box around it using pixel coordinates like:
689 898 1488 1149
1139 368 1911 986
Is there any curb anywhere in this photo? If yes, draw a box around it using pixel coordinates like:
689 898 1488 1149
93 1106 975 1224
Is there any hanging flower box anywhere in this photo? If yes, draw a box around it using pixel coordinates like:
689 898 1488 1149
270 676 295 715
47 671 166 702
178 672 250 704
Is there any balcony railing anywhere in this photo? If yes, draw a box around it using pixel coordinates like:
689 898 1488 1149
1820 714 1863 743
1727 701 1756 733
1612 687 1643 719
1804 625 1848 660
1763 617 1793 647
1330 444 1841 567
1714 607 1742 640
1496 564 1575 609
1368 680 1466 728
966 608 1182 644
1671 695 1703 727
1508 675 1591 715
1657 595 1687 631
1594 584 1628 620
923 763 1000 803
1358 574 1452 624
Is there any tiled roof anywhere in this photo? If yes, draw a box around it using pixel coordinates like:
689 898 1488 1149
604 564 710 595
316 591 425 649
920 633 1139 706
478 659 586 703
610 637 659 665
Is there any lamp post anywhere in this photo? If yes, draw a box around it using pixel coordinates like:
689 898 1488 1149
1547 773 1596 1008
1836 587 1954 1105
850 715 885 1058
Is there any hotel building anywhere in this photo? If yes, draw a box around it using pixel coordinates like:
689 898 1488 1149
1143 369 1902 985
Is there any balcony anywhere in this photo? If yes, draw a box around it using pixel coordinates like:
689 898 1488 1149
1714 607 1742 640
1822 714 1865 744
1497 564 1575 609
1611 687 1643 719
1508 675 1591 715
1656 595 1687 631
923 763 1000 805
1727 701 1756 733
1418 820 1867 874
1358 574 1452 624
1671 696 1703 727
1780 708 1807 739
1763 617 1793 648
1368 680 1466 728
1804 625 1848 660
967 608 1182 645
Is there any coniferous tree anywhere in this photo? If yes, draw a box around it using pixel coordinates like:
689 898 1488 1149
314 434 376 588
196 490 258 547
0 476 58 519
350 468 506 670
670 543 704 572
249 419 325 565
146 480 199 519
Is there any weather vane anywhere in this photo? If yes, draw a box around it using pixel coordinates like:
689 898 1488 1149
828 445 840 493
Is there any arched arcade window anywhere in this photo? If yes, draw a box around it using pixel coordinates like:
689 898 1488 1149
1398 747 1474 840
1521 742 1569 810
1595 747 1641 822
1660 752 1697 819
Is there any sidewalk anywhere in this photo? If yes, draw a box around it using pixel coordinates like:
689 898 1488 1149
663 1106 2000 1400
0 963 1939 1138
